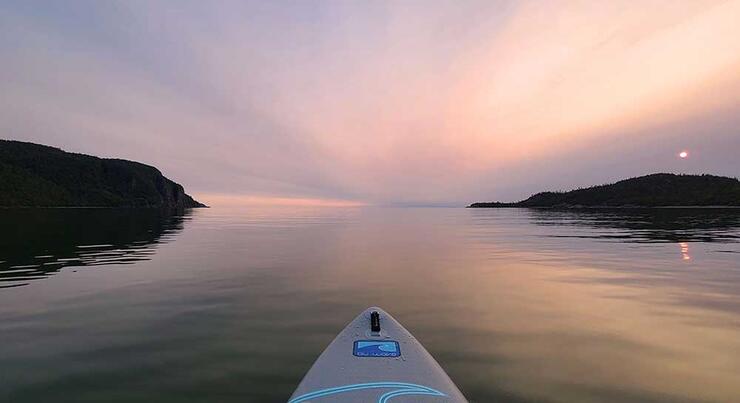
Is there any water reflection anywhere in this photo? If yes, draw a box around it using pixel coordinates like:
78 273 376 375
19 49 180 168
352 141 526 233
0 208 190 289
679 242 691 261
522 208 740 243
1 207 739 403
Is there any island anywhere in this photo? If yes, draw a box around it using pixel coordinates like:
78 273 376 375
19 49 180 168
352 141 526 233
0 140 206 208
468 173 740 208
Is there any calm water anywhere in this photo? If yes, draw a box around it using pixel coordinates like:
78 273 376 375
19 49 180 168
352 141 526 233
1 207 740 402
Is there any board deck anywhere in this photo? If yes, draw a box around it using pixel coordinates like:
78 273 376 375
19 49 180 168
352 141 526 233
289 307 468 403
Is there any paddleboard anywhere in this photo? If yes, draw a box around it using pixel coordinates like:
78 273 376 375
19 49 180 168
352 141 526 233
289 307 468 403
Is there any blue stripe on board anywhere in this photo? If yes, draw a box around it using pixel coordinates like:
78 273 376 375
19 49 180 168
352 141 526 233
288 381 446 403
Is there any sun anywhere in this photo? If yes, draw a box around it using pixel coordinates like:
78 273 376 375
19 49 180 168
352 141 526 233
679 151 688 159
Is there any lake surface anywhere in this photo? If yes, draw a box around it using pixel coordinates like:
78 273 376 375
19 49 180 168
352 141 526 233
1 207 740 402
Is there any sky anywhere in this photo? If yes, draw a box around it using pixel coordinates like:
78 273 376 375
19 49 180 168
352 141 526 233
1 0 739 206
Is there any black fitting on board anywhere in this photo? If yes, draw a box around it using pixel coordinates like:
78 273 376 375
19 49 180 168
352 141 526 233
370 311 381 332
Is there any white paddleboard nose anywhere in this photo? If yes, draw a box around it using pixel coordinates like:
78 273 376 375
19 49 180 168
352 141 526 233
289 306 469 402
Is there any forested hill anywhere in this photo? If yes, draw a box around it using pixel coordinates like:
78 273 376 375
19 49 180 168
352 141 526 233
0 140 206 208
469 174 740 208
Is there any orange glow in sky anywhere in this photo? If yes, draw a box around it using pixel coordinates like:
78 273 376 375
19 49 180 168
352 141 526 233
2 1 740 205
195 194 366 208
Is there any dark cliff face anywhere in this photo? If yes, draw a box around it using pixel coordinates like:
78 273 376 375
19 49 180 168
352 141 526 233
469 173 740 208
0 140 206 208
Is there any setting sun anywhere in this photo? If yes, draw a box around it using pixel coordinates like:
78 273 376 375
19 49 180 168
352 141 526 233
679 151 689 159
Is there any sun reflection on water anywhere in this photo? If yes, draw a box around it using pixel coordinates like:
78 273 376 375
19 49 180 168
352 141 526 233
679 242 691 261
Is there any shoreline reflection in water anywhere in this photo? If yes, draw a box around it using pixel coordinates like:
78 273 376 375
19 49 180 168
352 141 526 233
0 208 190 289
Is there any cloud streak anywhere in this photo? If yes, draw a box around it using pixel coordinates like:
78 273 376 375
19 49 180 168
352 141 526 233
2 0 739 205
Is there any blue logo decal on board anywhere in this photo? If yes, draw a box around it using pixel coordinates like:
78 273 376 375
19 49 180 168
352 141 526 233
353 340 401 357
